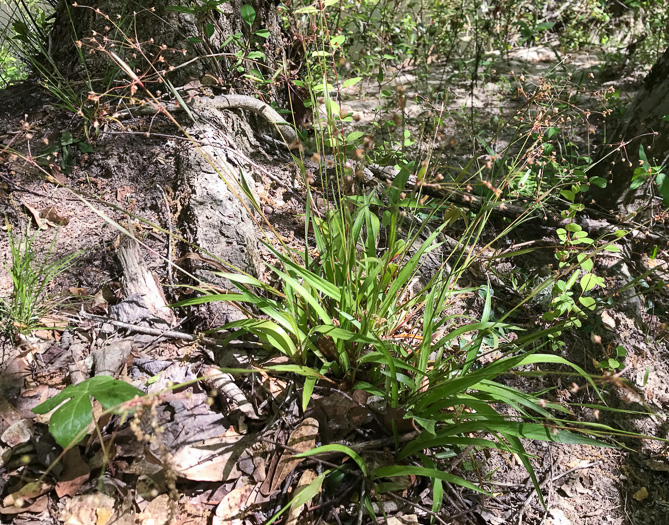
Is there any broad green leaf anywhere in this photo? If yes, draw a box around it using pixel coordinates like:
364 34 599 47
577 254 593 272
241 4 256 26
294 5 318 13
545 127 560 139
345 131 364 142
656 172 669 206
32 376 145 448
561 189 575 202
331 35 345 47
638 144 648 164
579 296 596 309
580 273 603 292
342 77 362 88
589 176 607 188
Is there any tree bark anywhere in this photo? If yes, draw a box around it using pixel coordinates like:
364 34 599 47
41 0 291 330
588 45 669 212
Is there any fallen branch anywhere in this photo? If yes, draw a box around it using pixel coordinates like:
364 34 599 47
367 164 667 247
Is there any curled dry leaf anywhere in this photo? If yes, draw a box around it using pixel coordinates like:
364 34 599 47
0 495 48 515
40 206 69 226
2 480 51 508
1 419 33 447
22 201 44 228
48 163 67 185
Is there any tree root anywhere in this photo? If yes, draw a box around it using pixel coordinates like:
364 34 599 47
127 94 298 147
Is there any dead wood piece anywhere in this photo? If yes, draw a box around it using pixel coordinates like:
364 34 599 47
89 339 133 377
117 235 175 326
201 365 260 420
75 312 265 357
68 343 89 385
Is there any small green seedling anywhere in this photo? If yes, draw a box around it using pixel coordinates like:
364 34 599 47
594 345 627 372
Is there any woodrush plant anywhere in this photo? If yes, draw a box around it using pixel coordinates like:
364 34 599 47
175 169 634 515
206 7 652 516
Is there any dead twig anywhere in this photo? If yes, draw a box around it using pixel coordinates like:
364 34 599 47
157 184 174 286
73 311 263 350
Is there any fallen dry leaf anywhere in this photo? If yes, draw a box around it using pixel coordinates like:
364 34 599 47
22 201 45 228
137 494 172 525
0 494 48 515
60 493 116 525
89 289 109 315
286 469 318 525
48 164 67 185
213 484 255 523
171 431 252 482
1 419 33 447
267 417 319 494
600 310 616 330
56 447 91 498
633 487 649 501
40 206 69 226
2 480 51 507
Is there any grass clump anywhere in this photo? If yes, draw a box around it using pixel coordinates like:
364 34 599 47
1 227 78 338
